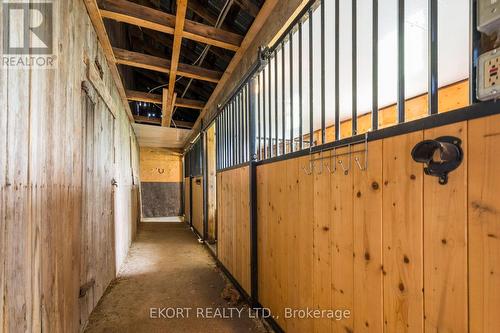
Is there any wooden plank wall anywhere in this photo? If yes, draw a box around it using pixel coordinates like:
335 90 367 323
207 125 217 241
256 114 500 333
217 166 251 294
192 176 204 236
184 177 191 222
0 0 140 331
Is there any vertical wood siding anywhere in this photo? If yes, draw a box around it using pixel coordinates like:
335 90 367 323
0 0 140 331
256 116 500 333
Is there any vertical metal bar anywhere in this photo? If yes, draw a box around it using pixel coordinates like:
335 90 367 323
225 108 228 168
248 77 258 304
274 50 278 156
335 0 340 141
268 61 272 157
232 100 235 166
470 0 480 104
397 0 405 123
372 0 379 131
299 20 303 150
281 42 286 154
216 117 219 170
245 84 250 162
263 69 267 159
257 74 261 160
309 8 314 147
429 0 438 115
321 0 326 144
290 30 294 152
239 94 242 164
352 0 358 135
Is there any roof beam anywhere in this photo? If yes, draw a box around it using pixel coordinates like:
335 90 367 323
113 47 222 83
126 89 162 104
187 0 234 33
235 0 260 17
134 116 194 128
165 0 188 126
126 89 205 109
187 0 275 145
98 0 243 51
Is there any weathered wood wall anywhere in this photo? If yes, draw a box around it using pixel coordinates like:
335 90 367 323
217 166 251 294
0 0 140 331
192 176 204 236
256 114 500 332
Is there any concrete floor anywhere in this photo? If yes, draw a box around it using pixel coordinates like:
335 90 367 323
84 223 268 333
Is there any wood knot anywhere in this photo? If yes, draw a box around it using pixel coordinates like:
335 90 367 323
410 174 416 180
356 191 362 198
364 252 371 261
403 255 410 264
322 226 329 231
371 182 379 190
398 283 405 292
441 238 447 245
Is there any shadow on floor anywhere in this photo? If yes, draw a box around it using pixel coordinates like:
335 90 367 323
84 222 268 333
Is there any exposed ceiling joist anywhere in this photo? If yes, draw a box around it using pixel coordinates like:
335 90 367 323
188 0 275 144
235 0 259 17
113 47 222 83
126 89 205 109
98 0 243 51
187 0 234 33
133 116 194 129
164 0 188 126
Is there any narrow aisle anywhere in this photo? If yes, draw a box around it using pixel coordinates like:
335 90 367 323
84 223 267 333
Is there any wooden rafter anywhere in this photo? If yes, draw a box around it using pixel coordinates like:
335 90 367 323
164 0 188 127
134 115 194 128
113 48 222 83
126 89 205 109
235 0 259 17
98 0 243 51
188 0 274 143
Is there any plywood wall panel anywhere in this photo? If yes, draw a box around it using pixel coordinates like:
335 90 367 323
469 114 500 333
353 141 383 333
192 176 204 236
331 147 354 332
312 153 332 333
382 132 424 332
184 177 191 222
217 166 251 294
423 122 468 332
253 113 498 333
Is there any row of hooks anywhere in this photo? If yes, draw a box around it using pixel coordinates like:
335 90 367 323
302 135 369 175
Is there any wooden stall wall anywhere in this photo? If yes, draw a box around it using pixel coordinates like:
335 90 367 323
257 114 500 333
184 177 191 223
217 167 251 294
206 125 217 242
139 147 183 218
0 1 140 332
192 176 204 236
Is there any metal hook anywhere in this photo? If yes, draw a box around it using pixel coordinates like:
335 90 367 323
302 160 313 175
338 159 348 175
354 156 365 171
303 149 314 175
316 151 323 175
325 148 337 174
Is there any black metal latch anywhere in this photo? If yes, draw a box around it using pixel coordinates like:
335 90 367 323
411 136 463 185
